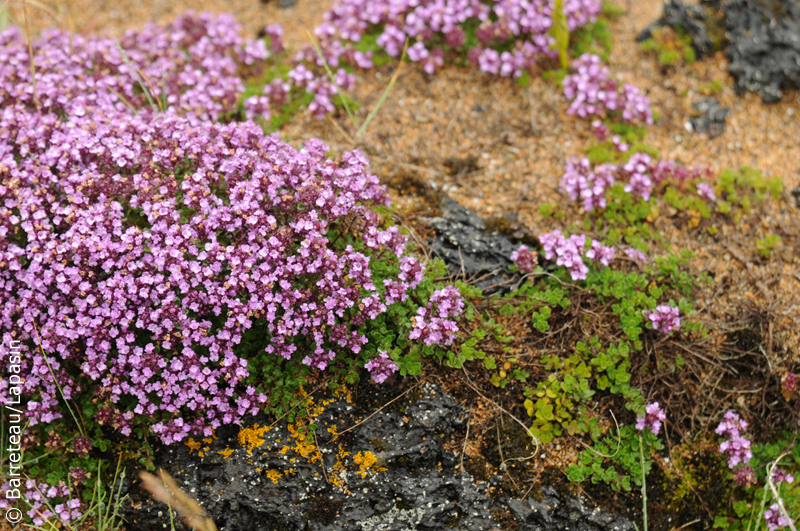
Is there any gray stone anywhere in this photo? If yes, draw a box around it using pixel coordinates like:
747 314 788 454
423 197 523 295
637 0 715 58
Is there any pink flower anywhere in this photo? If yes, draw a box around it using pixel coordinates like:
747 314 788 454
511 245 537 273
364 351 398 383
647 305 681 334
635 402 666 435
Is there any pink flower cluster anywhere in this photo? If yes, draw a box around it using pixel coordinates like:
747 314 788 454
0 12 278 124
635 401 666 435
365 351 399 383
511 244 538 273
560 157 616 211
621 153 654 201
563 54 653 124
410 286 465 346
765 504 791 531
715 411 753 469
536 230 615 281
646 305 681 334
313 0 601 77
560 156 717 210
0 107 430 444
0 481 80 526
773 469 795 484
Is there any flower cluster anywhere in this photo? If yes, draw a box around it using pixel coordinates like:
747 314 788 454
635 402 666 435
560 157 616 211
621 153 654 201
315 0 602 77
560 155 716 211
715 411 753 469
696 182 716 201
765 504 791 531
540 231 589 280
773 469 795 485
782 372 798 400
624 247 648 264
410 286 465 346
0 12 280 124
364 351 399 383
536 230 615 281
0 9 471 520
511 244 538 273
563 54 653 124
646 305 681 334
0 481 80 526
585 239 615 266
0 105 438 444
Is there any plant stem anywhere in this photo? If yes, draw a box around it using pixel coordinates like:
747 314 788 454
640 434 648 531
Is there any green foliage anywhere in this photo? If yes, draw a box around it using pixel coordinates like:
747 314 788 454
542 68 568 87
715 167 783 221
601 1 626 19
699 80 725 96
584 123 655 165
539 202 564 219
502 249 703 445
756 234 782 257
567 425 664 491
571 19 613 62
640 26 696 67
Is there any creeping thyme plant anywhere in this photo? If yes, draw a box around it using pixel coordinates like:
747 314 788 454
0 12 466 526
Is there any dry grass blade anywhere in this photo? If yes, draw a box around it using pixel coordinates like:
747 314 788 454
139 469 218 531
355 37 409 138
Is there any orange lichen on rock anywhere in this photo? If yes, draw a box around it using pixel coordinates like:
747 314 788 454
237 424 270 454
352 451 386 478
184 438 202 454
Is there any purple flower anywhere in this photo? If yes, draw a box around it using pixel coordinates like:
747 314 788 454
773 469 795 485
622 153 654 201
71 436 92 456
635 402 666 435
511 245 537 273
364 351 398 383
733 465 756 487
409 286 464 347
697 182 716 201
715 411 753 469
647 305 681 334
538 230 589 281
765 504 791 531
585 240 615 266
591 119 610 141
624 247 649 264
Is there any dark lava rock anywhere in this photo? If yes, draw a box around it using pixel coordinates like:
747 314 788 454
724 0 800 102
687 97 731 138
121 383 495 531
121 383 633 531
503 487 634 531
424 197 522 295
637 0 715 58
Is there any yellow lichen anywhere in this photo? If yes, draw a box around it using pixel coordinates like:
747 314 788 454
237 424 270 454
185 438 202 454
352 451 387 478
266 470 283 484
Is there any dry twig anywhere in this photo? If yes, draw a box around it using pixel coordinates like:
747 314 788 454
139 469 218 531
